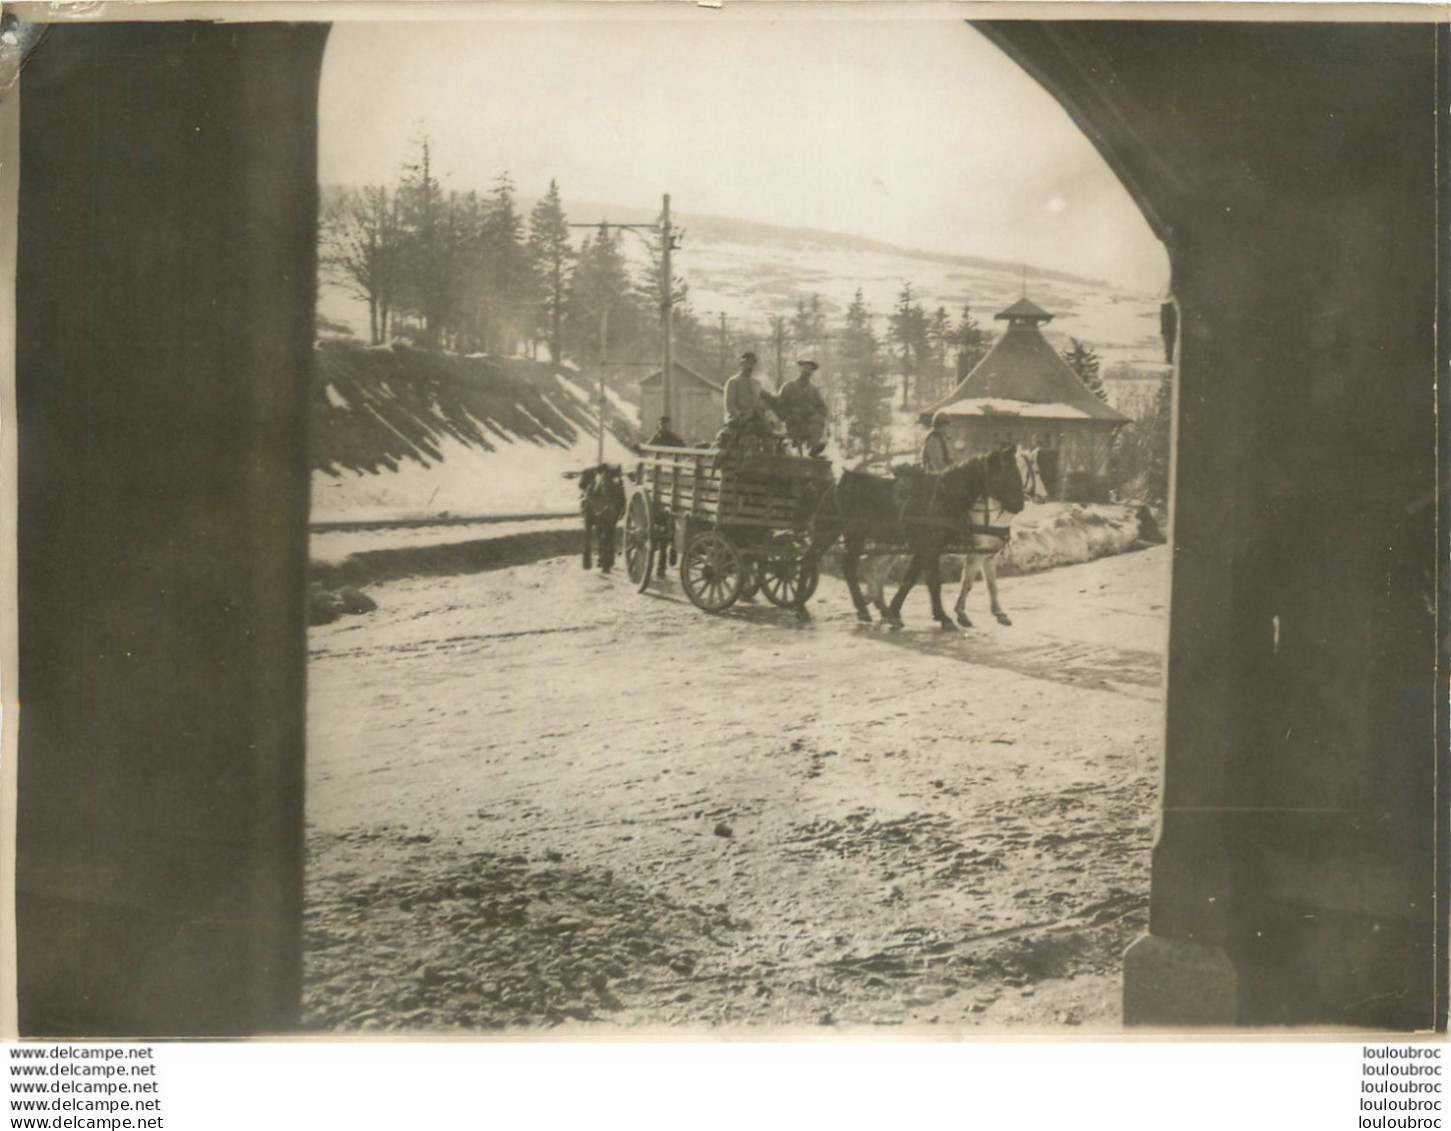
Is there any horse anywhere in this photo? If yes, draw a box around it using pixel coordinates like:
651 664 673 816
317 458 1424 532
861 446 1046 627
579 464 626 572
794 443 1027 630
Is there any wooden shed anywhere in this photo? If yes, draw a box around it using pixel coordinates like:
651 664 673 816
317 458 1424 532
638 364 724 446
924 297 1129 500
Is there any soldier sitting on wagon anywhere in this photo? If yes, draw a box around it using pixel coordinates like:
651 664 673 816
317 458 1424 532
716 351 783 455
775 359 829 457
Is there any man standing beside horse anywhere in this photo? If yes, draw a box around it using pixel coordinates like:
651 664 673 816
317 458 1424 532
921 412 954 472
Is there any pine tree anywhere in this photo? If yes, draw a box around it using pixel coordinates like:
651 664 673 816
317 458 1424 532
451 189 489 352
526 179 573 364
395 135 453 348
790 294 827 354
889 283 931 408
841 289 892 461
954 303 991 381
564 223 636 366
1063 338 1108 402
926 306 954 404
479 173 530 356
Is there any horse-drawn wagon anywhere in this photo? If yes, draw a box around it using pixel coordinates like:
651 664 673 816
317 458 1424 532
624 444 834 612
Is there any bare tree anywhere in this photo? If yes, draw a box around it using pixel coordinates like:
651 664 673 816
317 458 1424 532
321 185 403 345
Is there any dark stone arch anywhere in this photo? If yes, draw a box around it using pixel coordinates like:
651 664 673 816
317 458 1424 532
979 20 1444 1029
11 18 1443 1036
15 21 329 1036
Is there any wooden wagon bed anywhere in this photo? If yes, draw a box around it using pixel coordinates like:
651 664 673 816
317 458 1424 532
634 444 833 529
626 444 834 611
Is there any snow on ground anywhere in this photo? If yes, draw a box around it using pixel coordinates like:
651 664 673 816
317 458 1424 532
311 428 638 523
603 383 641 429
304 544 1168 1034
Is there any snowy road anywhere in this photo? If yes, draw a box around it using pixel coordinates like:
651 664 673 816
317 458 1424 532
304 546 1168 1033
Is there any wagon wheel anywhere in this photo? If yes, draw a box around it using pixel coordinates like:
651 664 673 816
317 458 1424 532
623 489 655 591
760 534 820 607
680 530 745 612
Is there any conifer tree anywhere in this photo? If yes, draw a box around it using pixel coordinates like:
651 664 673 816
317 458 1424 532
526 179 573 364
396 135 453 348
841 289 892 461
889 283 931 408
480 173 530 356
954 304 991 380
1062 338 1108 402
564 224 636 365
926 306 954 404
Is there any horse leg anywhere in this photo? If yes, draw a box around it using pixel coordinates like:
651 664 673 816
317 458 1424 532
860 555 888 620
985 553 1011 625
872 561 893 620
886 554 924 626
955 553 981 628
924 549 956 631
582 514 593 570
600 518 615 572
842 534 873 623
795 525 840 614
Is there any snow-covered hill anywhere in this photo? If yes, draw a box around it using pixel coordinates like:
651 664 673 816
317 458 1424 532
312 210 1169 521
320 208 1167 376
310 341 636 522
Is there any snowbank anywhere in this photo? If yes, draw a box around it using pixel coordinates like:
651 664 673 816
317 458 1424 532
996 502 1146 577
310 340 639 522
311 429 637 522
825 501 1148 583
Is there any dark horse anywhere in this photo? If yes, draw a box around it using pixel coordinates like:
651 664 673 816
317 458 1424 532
579 464 626 572
795 445 1027 630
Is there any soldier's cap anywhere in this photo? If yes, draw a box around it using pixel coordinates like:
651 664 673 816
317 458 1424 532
740 351 758 363
796 359 819 371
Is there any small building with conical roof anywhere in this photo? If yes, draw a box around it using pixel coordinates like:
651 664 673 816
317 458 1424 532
924 297 1129 500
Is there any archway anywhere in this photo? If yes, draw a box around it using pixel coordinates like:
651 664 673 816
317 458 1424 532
9 15 1441 1036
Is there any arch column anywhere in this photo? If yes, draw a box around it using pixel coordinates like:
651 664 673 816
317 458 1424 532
15 21 329 1036
980 20 1443 1029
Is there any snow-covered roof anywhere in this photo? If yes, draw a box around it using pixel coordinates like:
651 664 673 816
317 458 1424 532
995 296 1054 323
934 397 1092 420
929 300 1129 425
639 363 723 394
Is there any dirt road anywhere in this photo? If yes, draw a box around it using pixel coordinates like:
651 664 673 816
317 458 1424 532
304 546 1168 1034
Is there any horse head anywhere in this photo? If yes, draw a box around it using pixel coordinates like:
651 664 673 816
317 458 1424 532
987 443 1027 514
600 464 626 514
1015 444 1048 505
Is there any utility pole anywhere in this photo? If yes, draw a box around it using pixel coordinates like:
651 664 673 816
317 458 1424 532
716 312 729 383
771 315 787 389
568 204 675 460
660 194 675 424
597 303 609 465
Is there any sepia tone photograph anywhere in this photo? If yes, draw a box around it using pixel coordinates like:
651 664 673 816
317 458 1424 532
5 3 1445 1042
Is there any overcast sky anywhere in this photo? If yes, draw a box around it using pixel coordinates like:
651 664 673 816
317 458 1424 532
320 12 1169 294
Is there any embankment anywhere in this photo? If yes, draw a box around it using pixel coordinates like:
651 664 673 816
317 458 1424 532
309 502 1157 595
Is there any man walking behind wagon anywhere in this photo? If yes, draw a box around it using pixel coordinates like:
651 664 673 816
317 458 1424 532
776 359 829 457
